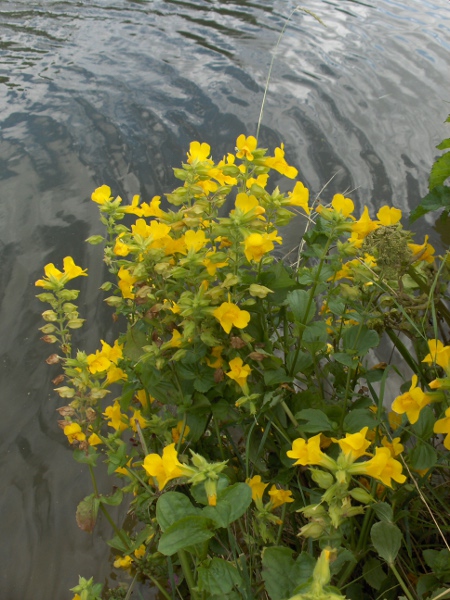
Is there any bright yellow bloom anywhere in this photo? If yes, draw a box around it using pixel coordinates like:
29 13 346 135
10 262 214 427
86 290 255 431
86 352 112 374
408 235 435 264
422 339 450 371
213 302 250 334
88 432 102 446
103 400 129 431
287 434 337 470
139 196 165 218
288 181 310 214
134 545 146 559
381 436 404 457
388 410 402 431
332 427 372 461
331 194 354 217
172 421 190 443
208 166 237 186
35 256 87 288
113 555 133 569
206 345 224 369
143 443 184 490
64 423 86 444
106 366 127 384
377 205 402 226
351 206 378 239
246 173 268 189
265 144 298 179
226 357 251 391
350 447 406 487
203 251 228 276
91 185 113 204
268 485 294 509
434 407 450 450
135 389 153 408
118 266 136 299
130 409 147 433
187 141 211 164
243 231 282 262
246 475 269 502
234 192 265 216
236 134 258 160
113 235 131 257
391 374 432 424
184 230 208 252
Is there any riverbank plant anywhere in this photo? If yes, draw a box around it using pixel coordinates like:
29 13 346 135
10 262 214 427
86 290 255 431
37 130 450 600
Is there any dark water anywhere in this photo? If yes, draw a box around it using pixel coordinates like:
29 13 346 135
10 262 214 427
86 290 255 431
0 0 449 598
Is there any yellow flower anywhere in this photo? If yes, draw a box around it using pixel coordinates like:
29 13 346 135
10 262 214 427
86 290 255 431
388 410 402 431
113 555 133 569
246 475 269 502
351 206 378 239
208 166 237 186
287 181 310 214
140 196 165 218
213 302 250 334
172 421 190 443
143 443 184 490
268 485 294 509
135 389 154 408
377 205 402 226
434 407 450 450
91 184 113 204
184 230 208 252
332 427 372 461
35 256 87 288
226 357 251 391
106 366 127 385
350 447 406 487
381 436 404 457
118 266 136 299
408 235 435 264
86 351 111 375
246 173 268 189
391 374 432 424
113 235 131 257
203 251 228 276
134 545 146 559
187 141 211 164
331 194 354 217
234 192 265 216
103 400 129 431
205 345 224 369
422 339 450 371
265 144 298 179
243 231 282 262
236 134 258 160
88 432 102 446
130 409 148 433
64 423 86 444
287 434 337 471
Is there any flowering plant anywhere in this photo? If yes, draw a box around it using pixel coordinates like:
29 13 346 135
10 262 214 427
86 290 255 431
37 133 450 600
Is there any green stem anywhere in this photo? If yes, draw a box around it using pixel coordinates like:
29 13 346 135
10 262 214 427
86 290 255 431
99 503 130 549
281 400 298 428
390 562 415 600
178 549 199 600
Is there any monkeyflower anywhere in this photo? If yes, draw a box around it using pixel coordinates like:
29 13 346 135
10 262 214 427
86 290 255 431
226 357 251 393
376 205 402 226
103 400 129 432
236 134 257 161
35 256 87 289
213 301 250 334
391 374 432 424
268 485 294 509
233 192 265 217
91 184 113 204
287 181 310 214
143 443 186 490
246 475 269 504
351 206 378 240
265 144 298 178
187 141 212 164
331 194 355 218
348 447 406 487
408 235 435 264
64 423 86 444
287 434 337 471
243 231 282 262
434 407 450 450
422 339 450 372
332 427 372 462
118 266 137 299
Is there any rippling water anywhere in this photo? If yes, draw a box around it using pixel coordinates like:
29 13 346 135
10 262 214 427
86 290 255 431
1 0 449 597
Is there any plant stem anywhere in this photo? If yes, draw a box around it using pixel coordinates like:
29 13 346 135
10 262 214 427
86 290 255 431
178 549 199 600
390 562 415 600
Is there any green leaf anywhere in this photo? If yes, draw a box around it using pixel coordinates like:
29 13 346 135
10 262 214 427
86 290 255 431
76 494 100 533
363 557 386 590
286 350 313 375
158 515 215 556
202 483 252 528
371 501 393 523
261 547 315 600
423 549 450 578
343 325 379 357
430 152 450 189
371 521 402 564
302 321 328 353
412 406 435 439
409 185 450 223
343 408 378 433
123 327 147 361
156 492 200 532
99 489 123 506
430 588 450 599
333 352 358 368
409 442 437 471
263 368 293 387
197 558 241 595
417 574 440 598
296 408 334 434
73 446 98 467
437 137 450 151
286 290 315 325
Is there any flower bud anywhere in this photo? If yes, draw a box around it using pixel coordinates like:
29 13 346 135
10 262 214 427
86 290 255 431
348 487 374 504
39 323 56 334
42 310 58 322
249 284 273 298
310 469 335 489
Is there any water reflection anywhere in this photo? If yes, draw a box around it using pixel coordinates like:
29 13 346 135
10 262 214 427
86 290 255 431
0 0 449 597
